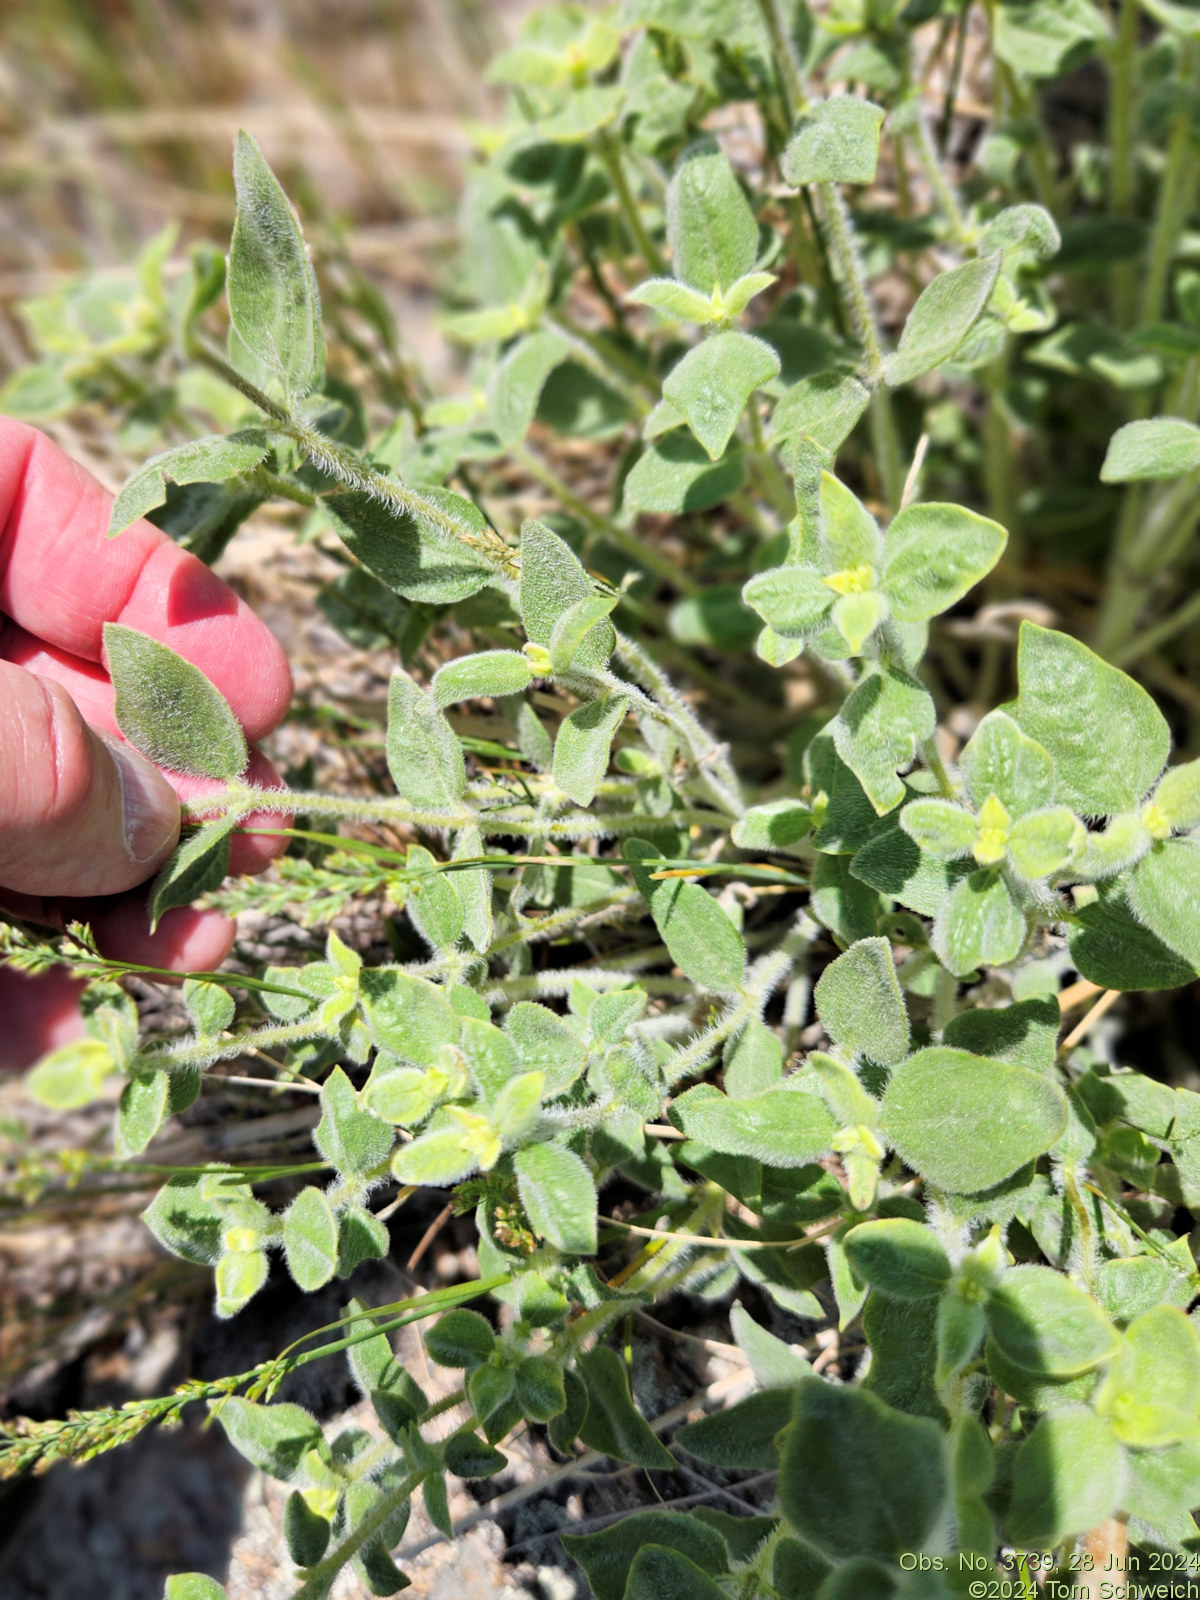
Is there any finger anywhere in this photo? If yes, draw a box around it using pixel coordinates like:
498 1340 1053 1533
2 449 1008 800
0 966 87 1071
2 625 291 875
0 660 180 898
0 418 291 740
0 901 238 1071
85 897 238 973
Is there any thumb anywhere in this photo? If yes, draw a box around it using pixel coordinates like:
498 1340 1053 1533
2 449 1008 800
0 660 180 898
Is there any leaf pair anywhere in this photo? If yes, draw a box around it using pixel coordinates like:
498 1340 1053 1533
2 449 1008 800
743 473 1007 658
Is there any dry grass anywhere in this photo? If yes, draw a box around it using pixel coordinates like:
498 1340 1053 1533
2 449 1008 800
0 0 531 379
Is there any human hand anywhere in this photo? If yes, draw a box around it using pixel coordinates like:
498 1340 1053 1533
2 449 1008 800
0 417 293 1067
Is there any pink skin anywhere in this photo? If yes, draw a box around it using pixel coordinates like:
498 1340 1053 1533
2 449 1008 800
0 418 295 1068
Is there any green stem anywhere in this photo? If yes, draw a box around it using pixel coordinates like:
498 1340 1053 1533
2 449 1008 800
148 1020 327 1069
919 737 958 800
992 50 1059 215
869 390 904 514
1108 0 1140 330
787 195 825 294
663 943 798 1087
754 0 808 117
544 311 654 410
613 629 745 815
983 349 1019 546
192 340 515 573
1165 352 1200 421
1131 470 1200 575
1062 1164 1098 1289
1114 582 1200 669
746 399 795 521
1094 483 1148 654
598 133 666 275
250 467 318 509
487 890 643 956
286 421 515 572
182 783 730 840
911 110 971 248
289 1472 428 1600
1095 471 1200 655
816 184 884 379
1141 42 1198 328
189 340 291 424
812 181 903 507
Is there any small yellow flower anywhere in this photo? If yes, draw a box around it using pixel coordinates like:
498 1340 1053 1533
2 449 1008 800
972 793 1011 866
823 563 876 596
445 1106 503 1172
1141 801 1172 842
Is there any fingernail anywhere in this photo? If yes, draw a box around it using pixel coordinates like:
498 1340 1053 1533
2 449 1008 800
103 738 181 864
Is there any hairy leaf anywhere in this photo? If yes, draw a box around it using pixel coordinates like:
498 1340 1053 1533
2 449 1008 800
104 624 247 779
670 1083 834 1167
1101 417 1200 481
514 1141 598 1255
108 431 270 538
626 838 746 990
283 1185 339 1291
315 1067 395 1176
433 650 534 707
932 869 1026 976
425 1308 495 1367
771 371 871 455
563 1512 728 1600
959 710 1055 815
843 1219 952 1300
519 520 615 669
662 331 779 460
577 1345 676 1468
116 1069 170 1158
624 430 746 511
386 669 466 809
879 503 1006 622
625 1546 728 1600
783 96 886 186
1128 839 1200 969
487 329 569 446
228 131 323 397
212 1397 324 1481
742 565 834 638
987 1265 1120 1377
1006 1408 1125 1549
885 255 1002 387
832 667 936 816
553 696 628 806
880 1048 1067 1192
1013 623 1170 814
628 277 718 323
27 1039 115 1111
325 488 495 605
777 1382 950 1561
1068 881 1197 990
814 937 909 1065
666 142 758 292
1095 1303 1200 1447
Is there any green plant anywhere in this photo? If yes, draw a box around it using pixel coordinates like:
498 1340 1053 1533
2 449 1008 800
8 1 1200 1594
